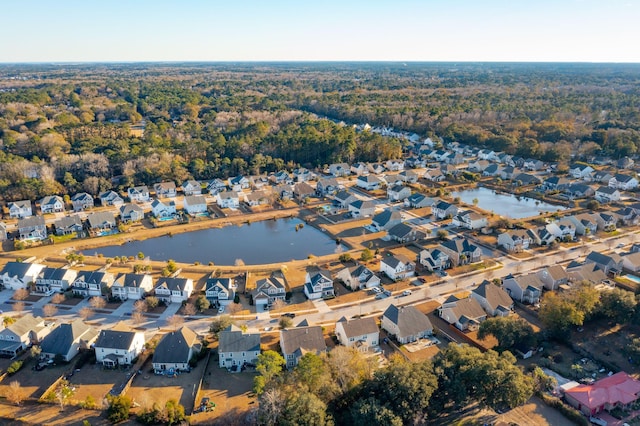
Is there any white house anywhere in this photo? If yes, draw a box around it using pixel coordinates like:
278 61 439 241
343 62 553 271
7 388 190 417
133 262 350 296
381 305 433 344
356 175 382 191
152 327 201 374
0 314 51 358
452 210 488 230
335 264 380 290
419 248 450 271
181 180 202 196
154 277 194 303
183 195 207 215
39 195 65 214
71 270 114 297
0 262 45 291
34 267 78 295
8 200 32 219
303 267 335 300
380 253 415 280
228 176 250 192
328 163 351 177
569 164 594 180
252 272 287 312
387 185 412 202
111 273 154 300
40 320 99 362
610 174 639 190
205 277 236 307
348 200 376 218
153 182 177 198
218 325 261 369
595 186 621 204
216 191 240 209
70 193 94 212
151 199 177 219
94 326 146 367
335 317 379 352
127 185 150 202
99 190 124 207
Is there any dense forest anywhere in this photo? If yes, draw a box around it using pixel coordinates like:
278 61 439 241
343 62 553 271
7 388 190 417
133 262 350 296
1 62 639 201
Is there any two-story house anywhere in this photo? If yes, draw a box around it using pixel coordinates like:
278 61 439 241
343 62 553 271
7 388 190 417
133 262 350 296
356 175 383 191
216 191 240 209
94 326 146 367
119 203 144 223
381 304 433 344
316 177 341 197
470 281 513 317
387 185 412 202
111 273 154 300
335 263 380 291
87 211 117 233
153 181 177 198
371 209 403 232
205 277 236 307
206 178 227 195
497 229 539 252
39 195 65 214
280 324 326 368
418 248 450 271
99 190 124 207
303 267 335 300
432 200 459 220
293 182 315 202
17 216 47 241
54 215 84 236
152 327 201 374
569 164 594 180
335 317 379 352
610 174 639 191
387 222 425 243
34 267 78 295
8 200 33 219
228 176 250 192
154 277 194 304
537 265 569 290
439 238 482 266
252 272 287 312
127 185 150 202
70 192 94 212
0 313 51 358
348 200 376 218
0 262 46 291
502 273 544 304
71 270 114 297
595 186 621 204
406 193 435 209
328 163 351 177
333 190 358 209
438 295 487 331
183 195 207 215
452 210 488 230
40 319 99 362
181 180 202 196
585 251 623 276
380 253 415 280
218 325 261 369
151 199 177 219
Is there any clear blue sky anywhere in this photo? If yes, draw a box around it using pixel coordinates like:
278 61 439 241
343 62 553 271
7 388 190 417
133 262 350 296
1 0 639 62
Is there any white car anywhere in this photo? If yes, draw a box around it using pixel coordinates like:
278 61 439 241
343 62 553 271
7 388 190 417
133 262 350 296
218 305 225 314
402 290 412 296
372 287 382 294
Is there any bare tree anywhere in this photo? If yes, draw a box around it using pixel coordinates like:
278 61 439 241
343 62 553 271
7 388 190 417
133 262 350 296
166 314 184 330
133 300 147 313
131 311 145 325
183 303 196 316
258 387 285 425
13 288 29 301
271 299 286 312
55 380 74 411
78 307 94 320
89 296 106 309
51 293 66 304
42 304 58 318
6 381 27 406
13 301 25 314
227 302 242 316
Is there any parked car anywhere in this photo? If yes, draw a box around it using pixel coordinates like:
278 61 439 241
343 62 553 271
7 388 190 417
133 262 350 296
383 290 392 297
283 313 296 318
372 287 382 294
218 305 225 314
402 290 412 296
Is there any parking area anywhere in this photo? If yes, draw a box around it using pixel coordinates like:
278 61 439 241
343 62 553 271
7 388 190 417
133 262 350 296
0 356 66 399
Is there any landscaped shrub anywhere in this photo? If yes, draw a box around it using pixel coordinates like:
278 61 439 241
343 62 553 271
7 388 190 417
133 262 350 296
7 360 23 375
539 393 588 426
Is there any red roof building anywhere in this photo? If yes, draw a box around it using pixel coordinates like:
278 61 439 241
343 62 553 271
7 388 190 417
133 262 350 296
564 372 640 415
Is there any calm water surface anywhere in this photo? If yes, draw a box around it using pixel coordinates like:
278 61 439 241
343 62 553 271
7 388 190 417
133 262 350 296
451 187 563 219
91 218 343 265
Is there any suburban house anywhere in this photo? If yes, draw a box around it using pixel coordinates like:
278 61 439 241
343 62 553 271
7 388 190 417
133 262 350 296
593 212 617 232
406 193 435 208
537 265 569 290
316 177 341 196
0 314 51 358
218 325 261 369
380 253 415 280
385 159 405 171
216 191 240 209
111 273 154 300
206 178 227 195
335 263 380 290
497 229 539 252
381 304 433 344
270 170 293 185
34 267 78 295
94 326 146 367
585 251 623 276
622 251 640 273
39 195 65 214
18 216 47 241
368 163 386 175
293 168 314 182
228 175 250 192
184 195 207 215
439 238 482 266
119 203 144 223
333 190 358 209
513 173 542 186
432 200 459 220
542 176 571 192
438 295 488 331
205 277 236 307
70 192 94 212
0 261 46 290
350 162 369 176
335 317 379 352
564 372 640 416
293 182 315 201
40 320 99 362
99 190 124 207
419 248 450 271
280 324 327 368
348 200 376 218
8 200 33 218
387 222 425 243
252 272 287 312
127 185 150 202
398 170 419 184
564 214 599 236
470 281 513 317
592 171 614 185
452 210 488 230
569 164 594 180
502 273 544 304
610 174 639 190
371 209 403 231
151 199 177 219
567 261 608 285
328 163 351 177
424 169 446 182
71 270 114 297
244 190 271 207
303 267 335 300
87 211 117 233
387 185 412 202
595 186 621 204
152 327 201 374
154 277 194 303
54 215 84 236
181 180 202 196
564 183 595 199
153 182 177 198
0 222 6 242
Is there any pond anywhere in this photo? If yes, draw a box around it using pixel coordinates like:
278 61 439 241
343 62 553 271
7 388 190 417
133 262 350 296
451 187 563 219
91 218 344 265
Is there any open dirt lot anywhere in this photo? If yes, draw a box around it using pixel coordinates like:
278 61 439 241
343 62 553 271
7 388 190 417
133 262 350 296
0 357 66 400
0 401 109 426
66 363 125 407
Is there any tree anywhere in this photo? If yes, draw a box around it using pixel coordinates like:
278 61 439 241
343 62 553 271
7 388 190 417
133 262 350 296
349 397 403 426
78 307 94 320
478 316 537 352
279 317 293 330
325 346 375 395
43 304 58 318
145 296 160 310
30 345 42 359
166 315 184 330
13 288 29 301
258 387 285 426
436 230 448 240
195 295 210 312
163 399 187 425
210 315 234 337
281 390 329 426
51 293 66 304
133 300 148 313
254 350 286 394
339 253 353 263
106 394 132 423
131 311 145 325
55 379 75 410
227 301 242 315
532 366 557 394
89 296 106 309
6 380 27 406
271 299 286 312
183 303 196 316
360 248 373 261
12 301 25 314
598 288 637 323
137 251 145 260
3 316 16 327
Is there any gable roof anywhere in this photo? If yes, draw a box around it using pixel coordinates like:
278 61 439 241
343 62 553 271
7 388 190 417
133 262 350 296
219 327 261 353
337 317 378 338
472 281 513 310
5 313 45 337
40 320 98 356
565 372 640 410
94 329 141 350
152 327 199 364
383 304 433 339
280 326 326 356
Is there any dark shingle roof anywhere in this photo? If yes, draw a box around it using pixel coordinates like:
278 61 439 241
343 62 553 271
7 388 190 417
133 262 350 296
152 327 199 364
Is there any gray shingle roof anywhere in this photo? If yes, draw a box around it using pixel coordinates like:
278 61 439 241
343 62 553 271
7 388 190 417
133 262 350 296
94 329 139 350
152 327 199 364
383 305 433 340
337 317 378 339
40 320 98 357
219 327 260 353
280 326 326 356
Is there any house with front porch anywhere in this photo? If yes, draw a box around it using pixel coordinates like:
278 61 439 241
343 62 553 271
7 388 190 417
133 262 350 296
119 203 144 223
127 185 150 202
438 295 487 330
152 327 201 374
181 180 202 196
218 325 261 369
205 277 236 307
111 273 154 300
470 281 513 317
8 200 32 218
335 317 379 352
184 195 207 215
252 272 287 311
0 314 50 358
452 210 488 230
17 216 47 241
71 270 114 297
502 273 543 304
153 181 177 198
70 192 94 212
419 248 450 271
356 174 382 191
94 326 146 368
380 253 415 280
34 267 78 295
303 267 335 300
439 237 482 266
432 200 458 220
335 263 380 290
39 195 65 214
382 304 433 344
99 190 124 207
154 277 194 304
0 262 46 291
54 215 84 236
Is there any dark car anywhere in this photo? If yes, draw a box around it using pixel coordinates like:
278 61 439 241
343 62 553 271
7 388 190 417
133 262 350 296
283 313 296 319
